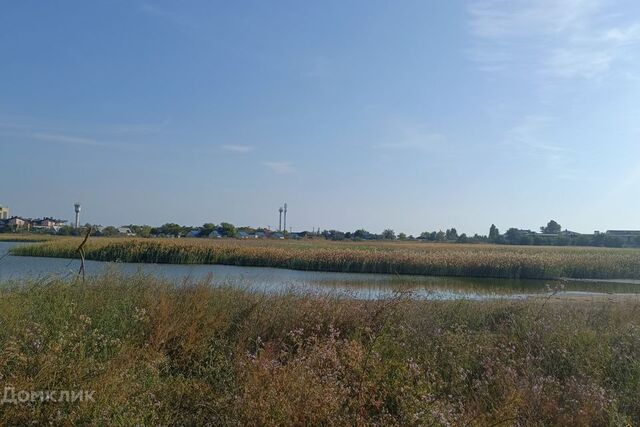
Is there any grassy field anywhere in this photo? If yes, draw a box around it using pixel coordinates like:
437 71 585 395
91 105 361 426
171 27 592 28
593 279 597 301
0 274 639 425
0 234 56 242
10 236 640 280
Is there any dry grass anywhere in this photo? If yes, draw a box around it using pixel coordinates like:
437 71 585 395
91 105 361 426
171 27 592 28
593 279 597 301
0 234 56 242
11 236 640 280
0 274 640 425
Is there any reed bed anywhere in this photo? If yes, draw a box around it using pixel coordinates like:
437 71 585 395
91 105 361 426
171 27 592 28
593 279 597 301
11 237 640 280
0 234 55 242
0 274 639 425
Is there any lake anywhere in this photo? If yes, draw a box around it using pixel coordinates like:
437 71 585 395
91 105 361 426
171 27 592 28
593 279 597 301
1 241 639 300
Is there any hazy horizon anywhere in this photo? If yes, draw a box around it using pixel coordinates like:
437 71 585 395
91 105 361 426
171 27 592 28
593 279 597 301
2 0 640 236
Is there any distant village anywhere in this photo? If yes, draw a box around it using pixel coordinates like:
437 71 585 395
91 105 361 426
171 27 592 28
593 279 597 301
1 203 640 248
0 203 307 240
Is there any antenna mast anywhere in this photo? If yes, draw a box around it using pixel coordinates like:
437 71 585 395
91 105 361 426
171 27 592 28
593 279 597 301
283 203 287 233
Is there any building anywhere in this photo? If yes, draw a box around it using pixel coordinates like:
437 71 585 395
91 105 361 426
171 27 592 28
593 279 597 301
33 217 66 230
6 216 30 230
605 230 640 244
117 227 135 236
0 206 8 220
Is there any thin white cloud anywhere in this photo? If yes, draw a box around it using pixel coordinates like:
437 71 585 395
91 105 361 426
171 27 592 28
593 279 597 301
0 127 128 150
372 121 450 154
469 0 599 38
468 0 640 80
262 161 294 174
31 132 104 147
504 115 589 180
375 133 446 150
221 144 253 153
105 119 170 135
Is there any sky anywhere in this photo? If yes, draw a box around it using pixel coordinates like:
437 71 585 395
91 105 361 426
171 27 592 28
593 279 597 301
1 0 640 236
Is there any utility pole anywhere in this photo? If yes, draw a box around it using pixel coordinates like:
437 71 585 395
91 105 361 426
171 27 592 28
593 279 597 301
278 206 283 231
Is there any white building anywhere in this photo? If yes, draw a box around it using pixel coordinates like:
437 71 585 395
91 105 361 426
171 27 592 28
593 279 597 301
0 206 9 220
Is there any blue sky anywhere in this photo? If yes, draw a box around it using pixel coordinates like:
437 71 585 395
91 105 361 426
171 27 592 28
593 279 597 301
1 0 640 235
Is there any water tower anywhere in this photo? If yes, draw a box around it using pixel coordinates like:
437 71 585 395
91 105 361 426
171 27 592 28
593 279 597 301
278 206 283 231
74 203 81 228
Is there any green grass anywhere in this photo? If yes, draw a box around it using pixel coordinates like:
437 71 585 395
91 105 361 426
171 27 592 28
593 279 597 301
1 274 640 425
10 236 640 280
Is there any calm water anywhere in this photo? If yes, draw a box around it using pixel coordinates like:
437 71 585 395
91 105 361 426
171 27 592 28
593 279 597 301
1 242 639 300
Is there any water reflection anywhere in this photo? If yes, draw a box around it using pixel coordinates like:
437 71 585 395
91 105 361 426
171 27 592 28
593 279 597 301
1 242 639 300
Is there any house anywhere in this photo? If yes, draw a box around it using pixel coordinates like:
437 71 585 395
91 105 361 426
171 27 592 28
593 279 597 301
33 217 66 230
237 231 251 239
208 230 222 238
6 216 30 230
186 230 201 238
117 227 135 236
605 230 640 244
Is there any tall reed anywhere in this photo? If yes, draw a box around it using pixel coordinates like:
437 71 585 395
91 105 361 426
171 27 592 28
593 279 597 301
11 237 640 280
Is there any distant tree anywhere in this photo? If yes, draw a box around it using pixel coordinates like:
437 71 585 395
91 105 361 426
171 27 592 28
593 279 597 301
505 228 523 245
382 229 396 240
519 235 534 245
541 220 562 234
489 224 500 242
159 223 184 237
397 232 407 240
456 233 468 243
57 225 74 236
419 231 439 241
219 222 237 237
237 226 256 234
472 233 488 243
575 234 592 247
446 228 458 240
353 229 370 239
129 225 152 238
100 226 119 236
435 231 446 241
331 231 346 241
201 223 217 236
604 235 623 248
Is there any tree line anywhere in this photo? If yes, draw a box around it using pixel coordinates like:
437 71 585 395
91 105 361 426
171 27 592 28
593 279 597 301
12 218 639 248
